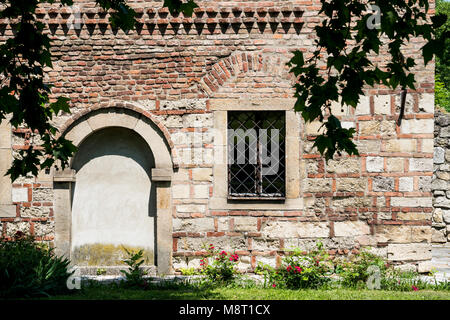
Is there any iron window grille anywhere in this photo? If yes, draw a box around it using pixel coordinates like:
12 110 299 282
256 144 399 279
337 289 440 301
227 111 286 200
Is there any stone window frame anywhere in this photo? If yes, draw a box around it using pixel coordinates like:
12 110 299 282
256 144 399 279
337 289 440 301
209 98 303 211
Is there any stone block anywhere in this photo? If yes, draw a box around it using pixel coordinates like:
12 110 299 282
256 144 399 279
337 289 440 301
11 188 28 202
390 197 432 207
398 177 414 192
172 184 190 199
384 139 416 153
233 217 258 232
359 121 380 136
409 158 433 172
418 176 432 192
431 228 447 243
418 93 434 113
193 184 209 199
261 221 329 238
372 177 394 192
173 218 214 232
334 221 370 237
387 243 431 261
366 157 384 172
434 147 445 164
326 158 360 174
192 168 213 182
355 95 370 115
386 158 404 172
374 95 391 115
176 204 206 213
304 179 332 193
336 178 366 192
377 225 430 243
401 119 434 134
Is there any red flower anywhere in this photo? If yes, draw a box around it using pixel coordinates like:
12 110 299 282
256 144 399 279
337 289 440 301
286 265 293 272
229 254 239 262
220 250 227 256
272 283 276 288
412 286 419 291
294 266 302 273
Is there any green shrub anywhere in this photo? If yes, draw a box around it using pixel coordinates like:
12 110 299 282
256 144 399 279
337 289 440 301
0 231 72 298
256 242 332 289
179 267 200 276
200 243 240 285
120 247 148 288
335 250 387 289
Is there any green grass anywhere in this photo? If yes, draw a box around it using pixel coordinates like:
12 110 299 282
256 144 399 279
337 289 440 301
33 286 450 300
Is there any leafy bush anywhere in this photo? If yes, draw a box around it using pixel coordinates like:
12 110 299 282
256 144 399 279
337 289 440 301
256 242 332 289
179 267 200 276
120 247 148 288
200 243 240 285
436 79 450 112
335 250 387 289
0 231 72 298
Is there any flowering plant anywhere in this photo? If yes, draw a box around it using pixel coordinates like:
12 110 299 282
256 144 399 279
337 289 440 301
200 243 240 284
256 242 332 289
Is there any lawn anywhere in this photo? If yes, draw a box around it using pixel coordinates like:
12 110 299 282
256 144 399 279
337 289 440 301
39 286 450 300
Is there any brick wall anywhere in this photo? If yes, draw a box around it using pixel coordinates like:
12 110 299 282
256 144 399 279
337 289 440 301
0 0 436 273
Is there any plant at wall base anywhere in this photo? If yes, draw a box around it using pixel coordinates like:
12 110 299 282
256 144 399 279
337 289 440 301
335 250 387 289
200 243 240 285
0 231 72 298
179 267 201 276
120 247 148 288
256 242 333 289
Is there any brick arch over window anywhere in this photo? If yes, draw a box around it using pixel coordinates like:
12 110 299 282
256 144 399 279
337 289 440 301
53 105 175 275
198 52 295 97
58 103 179 169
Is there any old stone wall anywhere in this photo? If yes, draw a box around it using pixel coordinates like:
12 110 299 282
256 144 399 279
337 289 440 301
432 108 450 243
0 0 436 273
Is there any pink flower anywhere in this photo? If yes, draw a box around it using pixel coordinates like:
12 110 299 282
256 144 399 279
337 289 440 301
295 266 302 273
229 254 239 262
412 286 419 291
272 283 276 288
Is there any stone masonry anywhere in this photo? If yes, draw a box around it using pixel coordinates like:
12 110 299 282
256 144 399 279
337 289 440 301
432 108 450 243
0 0 438 274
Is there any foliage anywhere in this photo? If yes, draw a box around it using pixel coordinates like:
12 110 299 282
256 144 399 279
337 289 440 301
436 78 450 111
436 0 450 112
179 267 201 276
119 247 147 288
0 231 72 298
287 0 448 160
199 243 240 285
256 242 333 289
335 250 387 288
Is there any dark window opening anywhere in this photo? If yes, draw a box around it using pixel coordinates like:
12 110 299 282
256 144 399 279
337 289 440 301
227 111 286 199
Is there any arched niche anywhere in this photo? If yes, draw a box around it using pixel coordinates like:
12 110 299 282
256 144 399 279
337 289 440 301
53 107 173 275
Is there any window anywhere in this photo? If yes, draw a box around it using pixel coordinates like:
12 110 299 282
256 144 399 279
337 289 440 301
227 111 286 199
